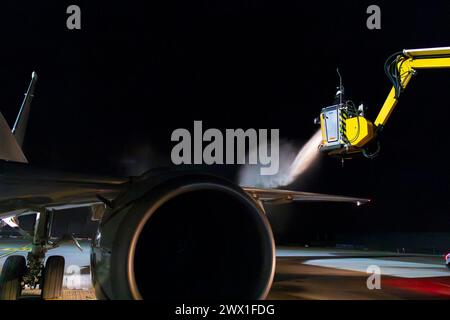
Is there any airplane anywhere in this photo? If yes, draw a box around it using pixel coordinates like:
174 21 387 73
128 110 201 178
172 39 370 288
0 72 370 300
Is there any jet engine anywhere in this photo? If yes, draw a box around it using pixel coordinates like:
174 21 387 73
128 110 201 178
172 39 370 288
91 172 275 300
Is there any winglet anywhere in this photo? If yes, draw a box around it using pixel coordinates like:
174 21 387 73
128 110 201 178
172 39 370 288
12 71 38 147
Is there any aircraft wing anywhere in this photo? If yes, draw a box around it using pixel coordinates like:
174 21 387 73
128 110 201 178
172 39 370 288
0 168 369 220
243 187 370 206
0 160 127 219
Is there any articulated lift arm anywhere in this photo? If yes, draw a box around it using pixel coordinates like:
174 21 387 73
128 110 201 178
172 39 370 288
318 46 450 158
375 47 450 127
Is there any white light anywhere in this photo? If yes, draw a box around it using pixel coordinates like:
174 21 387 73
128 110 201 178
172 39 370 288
1 217 19 228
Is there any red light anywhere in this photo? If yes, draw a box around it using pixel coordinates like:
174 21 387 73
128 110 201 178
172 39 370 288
445 253 450 261
384 277 450 297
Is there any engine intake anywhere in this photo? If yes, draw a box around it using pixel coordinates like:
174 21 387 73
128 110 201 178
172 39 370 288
91 174 275 300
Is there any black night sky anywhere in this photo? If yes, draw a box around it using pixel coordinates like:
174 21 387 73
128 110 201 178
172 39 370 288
0 1 450 244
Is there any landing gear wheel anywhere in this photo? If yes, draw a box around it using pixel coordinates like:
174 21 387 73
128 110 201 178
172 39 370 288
41 256 65 300
0 255 26 300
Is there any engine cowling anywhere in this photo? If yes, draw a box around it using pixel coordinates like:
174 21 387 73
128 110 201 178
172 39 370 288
91 173 275 300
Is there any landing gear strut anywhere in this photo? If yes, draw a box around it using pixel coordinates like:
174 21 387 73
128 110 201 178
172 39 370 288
22 209 53 290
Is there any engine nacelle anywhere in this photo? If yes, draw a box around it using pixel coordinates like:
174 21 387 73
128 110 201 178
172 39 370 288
91 172 275 299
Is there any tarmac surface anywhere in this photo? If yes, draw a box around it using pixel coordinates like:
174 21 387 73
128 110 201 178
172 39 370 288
1 239 450 300
269 247 450 299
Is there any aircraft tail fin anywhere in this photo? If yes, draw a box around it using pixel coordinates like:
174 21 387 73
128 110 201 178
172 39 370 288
12 71 38 147
0 71 38 163
0 111 28 163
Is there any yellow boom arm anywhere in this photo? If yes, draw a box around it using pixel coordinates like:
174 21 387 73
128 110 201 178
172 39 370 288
374 47 450 127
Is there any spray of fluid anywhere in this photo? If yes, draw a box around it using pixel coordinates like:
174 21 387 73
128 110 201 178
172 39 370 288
286 129 322 183
239 129 322 188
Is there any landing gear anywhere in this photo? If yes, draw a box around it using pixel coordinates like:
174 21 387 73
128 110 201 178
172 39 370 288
26 209 65 299
0 255 27 300
0 208 72 300
23 250 45 290
0 208 65 300
21 208 52 298
41 256 65 300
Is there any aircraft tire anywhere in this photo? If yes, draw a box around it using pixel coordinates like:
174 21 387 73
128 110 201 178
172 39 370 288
41 255 65 300
0 255 26 300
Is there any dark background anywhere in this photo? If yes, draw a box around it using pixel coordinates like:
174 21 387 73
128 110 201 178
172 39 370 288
0 1 449 246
